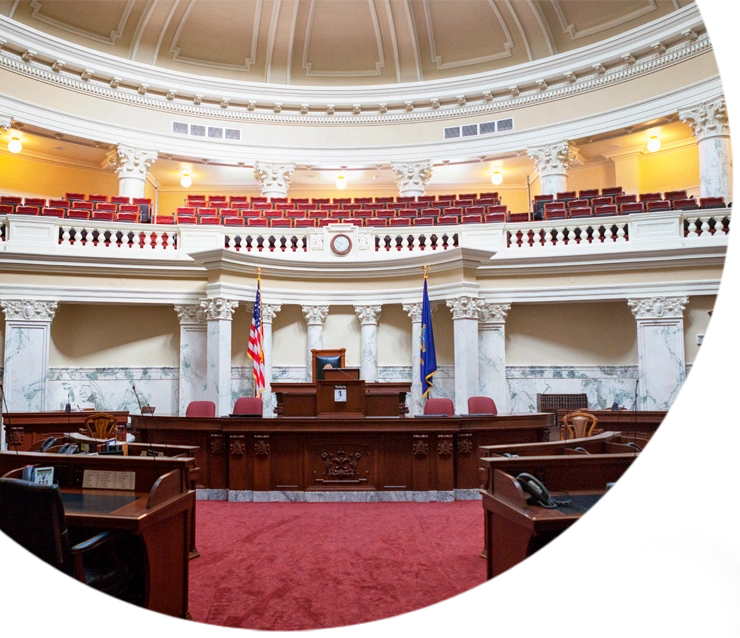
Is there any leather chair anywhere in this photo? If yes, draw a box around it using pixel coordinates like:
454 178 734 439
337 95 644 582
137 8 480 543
423 398 454 416
0 478 140 599
185 401 216 417
83 412 118 439
467 396 497 415
233 396 263 416
562 411 598 439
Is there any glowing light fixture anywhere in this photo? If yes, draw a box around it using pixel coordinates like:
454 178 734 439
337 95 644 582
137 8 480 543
336 174 347 190
180 173 192 188
647 135 661 153
8 137 22 154
491 171 503 186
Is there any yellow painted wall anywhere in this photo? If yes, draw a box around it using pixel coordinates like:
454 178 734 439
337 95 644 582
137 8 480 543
639 145 700 194
568 162 616 193
0 153 118 199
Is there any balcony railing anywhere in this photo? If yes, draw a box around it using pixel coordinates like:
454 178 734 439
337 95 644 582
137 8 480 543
0 209 731 262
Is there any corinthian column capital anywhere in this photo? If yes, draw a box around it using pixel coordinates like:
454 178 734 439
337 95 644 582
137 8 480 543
254 161 296 199
1 300 58 321
302 305 329 326
679 97 730 140
628 296 688 320
446 296 484 320
354 305 382 326
106 144 158 180
262 304 282 325
390 160 433 197
200 298 238 321
479 302 511 324
527 142 577 177
174 304 207 325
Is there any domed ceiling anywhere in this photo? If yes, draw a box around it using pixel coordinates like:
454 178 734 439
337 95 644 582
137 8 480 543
0 0 695 86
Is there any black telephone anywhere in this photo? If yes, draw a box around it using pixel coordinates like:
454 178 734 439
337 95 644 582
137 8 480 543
40 437 57 452
516 473 571 509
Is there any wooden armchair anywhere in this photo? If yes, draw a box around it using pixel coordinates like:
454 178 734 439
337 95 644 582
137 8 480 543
83 412 118 440
311 348 346 382
562 411 598 440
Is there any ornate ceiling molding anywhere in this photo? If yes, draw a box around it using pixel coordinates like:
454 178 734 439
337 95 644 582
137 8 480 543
0 5 710 124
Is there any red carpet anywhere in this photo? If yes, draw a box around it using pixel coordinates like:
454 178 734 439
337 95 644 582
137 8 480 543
189 500 486 631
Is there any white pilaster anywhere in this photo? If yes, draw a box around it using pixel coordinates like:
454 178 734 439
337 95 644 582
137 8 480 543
390 160 433 198
106 144 158 199
254 162 296 199
527 142 577 196
261 304 281 418
446 296 483 415
201 298 238 416
174 305 207 416
679 97 732 202
302 305 329 381
1 301 57 447
403 302 424 416
628 296 688 410
478 303 511 414
354 305 382 381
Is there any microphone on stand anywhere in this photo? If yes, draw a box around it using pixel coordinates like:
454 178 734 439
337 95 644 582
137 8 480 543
65 393 71 414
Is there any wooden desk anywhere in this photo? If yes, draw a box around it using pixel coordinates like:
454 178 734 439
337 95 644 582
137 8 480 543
3 411 130 450
0 451 194 618
480 454 636 579
131 413 554 494
272 382 410 417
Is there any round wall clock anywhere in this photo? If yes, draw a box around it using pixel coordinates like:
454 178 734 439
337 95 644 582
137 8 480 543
330 233 352 255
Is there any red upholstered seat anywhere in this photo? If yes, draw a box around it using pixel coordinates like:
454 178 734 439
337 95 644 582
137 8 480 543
462 214 483 224
67 209 90 220
241 209 261 218
508 212 530 223
223 217 246 226
232 396 263 416
229 196 248 206
419 208 440 218
24 198 47 207
95 203 117 212
569 206 593 218
284 210 304 219
275 203 293 211
396 196 415 205
467 396 497 415
199 216 221 225
87 194 108 203
672 198 699 210
567 199 589 209
294 218 316 228
457 193 477 200
49 199 71 209
646 201 671 212
177 207 196 215
188 194 207 204
556 191 576 200
344 219 363 227
246 218 269 227
91 211 115 221
154 215 174 225
209 195 227 204
220 208 241 217
437 216 458 225
271 198 288 206
0 204 15 214
365 218 387 227
41 207 65 218
591 197 613 207
354 197 374 206
578 189 599 199
176 214 197 224
341 204 362 212
485 212 506 223
353 209 374 219
15 206 40 215
389 217 411 227
197 208 218 216
412 217 435 226
423 398 454 416
593 204 618 217
639 192 663 202
478 192 499 200
317 218 333 227
185 401 216 417
320 203 340 211
417 195 436 204
329 210 349 219
307 210 328 219
664 190 688 200
376 209 396 219
620 202 644 214
253 203 273 211
615 194 637 205
601 186 623 197
310 197 330 205
466 205 486 216
700 197 726 209
65 192 85 201
250 197 268 204
271 218 292 228
1 196 22 207
263 210 284 219
72 201 93 210
544 208 567 220
374 196 394 205
116 211 139 223
296 203 314 211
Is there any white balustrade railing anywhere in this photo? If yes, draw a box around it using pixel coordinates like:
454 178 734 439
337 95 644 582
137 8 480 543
0 209 730 261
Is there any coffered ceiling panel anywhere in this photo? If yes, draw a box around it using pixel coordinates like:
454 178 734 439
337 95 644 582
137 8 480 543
169 0 265 71
0 0 696 85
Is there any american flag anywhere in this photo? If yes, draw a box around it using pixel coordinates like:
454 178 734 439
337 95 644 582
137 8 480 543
248 281 266 396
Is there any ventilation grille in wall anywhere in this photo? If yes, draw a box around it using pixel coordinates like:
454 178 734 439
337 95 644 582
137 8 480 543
443 118 514 140
172 121 241 141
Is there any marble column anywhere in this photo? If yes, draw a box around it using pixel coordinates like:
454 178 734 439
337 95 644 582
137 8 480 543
106 144 158 199
254 162 296 199
527 142 577 196
261 304 281 418
402 302 424 416
201 298 238 416
301 305 329 381
679 97 732 202
354 305 382 381
174 305 207 416
478 303 511 414
628 296 688 410
1 301 57 447
446 296 483 415
390 160 433 198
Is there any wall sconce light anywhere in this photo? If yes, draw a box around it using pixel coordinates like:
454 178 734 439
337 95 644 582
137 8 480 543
8 137 22 154
491 171 503 186
180 173 192 188
336 174 347 190
647 135 661 153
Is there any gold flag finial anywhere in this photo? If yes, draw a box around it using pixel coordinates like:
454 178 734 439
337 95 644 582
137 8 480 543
422 264 429 279
256 267 263 282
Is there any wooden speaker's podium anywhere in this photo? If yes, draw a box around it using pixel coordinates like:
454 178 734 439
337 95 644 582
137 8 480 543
317 368 365 418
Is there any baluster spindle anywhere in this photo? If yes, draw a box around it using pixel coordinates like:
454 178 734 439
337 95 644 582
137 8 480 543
700 218 711 236
616 224 626 242
686 218 698 238
61 226 71 244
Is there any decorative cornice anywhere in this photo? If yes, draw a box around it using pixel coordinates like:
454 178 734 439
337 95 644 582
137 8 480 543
0 6 711 125
174 304 206 325
403 302 423 323
354 305 382 326
479 303 511 324
106 144 158 181
262 303 281 325
527 142 578 177
1 299 57 321
628 296 689 320
0 114 12 131
446 296 484 320
254 162 295 199
302 305 329 325
391 161 433 198
679 96 730 140
200 297 238 321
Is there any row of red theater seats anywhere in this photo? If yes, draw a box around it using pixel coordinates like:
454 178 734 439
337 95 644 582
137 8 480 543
156 213 508 228
541 198 728 220
535 188 688 203
182 198 501 212
186 192 502 207
173 204 508 219
0 195 151 208
0 206 141 222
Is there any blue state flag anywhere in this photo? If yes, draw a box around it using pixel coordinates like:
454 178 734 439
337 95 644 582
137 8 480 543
420 277 437 397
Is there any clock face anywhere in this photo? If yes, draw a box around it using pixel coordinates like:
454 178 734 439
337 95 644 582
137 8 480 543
331 233 352 255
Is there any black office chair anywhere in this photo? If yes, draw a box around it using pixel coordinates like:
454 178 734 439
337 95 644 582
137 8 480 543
0 478 142 600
